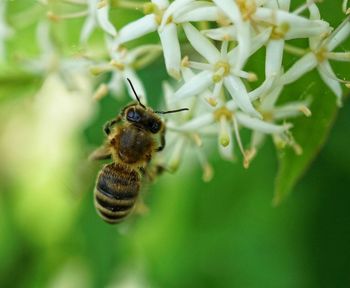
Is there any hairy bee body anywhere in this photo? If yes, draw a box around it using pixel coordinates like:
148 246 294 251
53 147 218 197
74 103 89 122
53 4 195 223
90 79 188 224
94 163 140 224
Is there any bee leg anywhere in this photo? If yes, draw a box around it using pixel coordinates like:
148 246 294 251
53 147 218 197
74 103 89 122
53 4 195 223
89 145 112 161
156 127 166 152
103 116 122 135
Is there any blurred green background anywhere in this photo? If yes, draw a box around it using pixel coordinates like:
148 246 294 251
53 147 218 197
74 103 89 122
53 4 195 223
1 1 350 287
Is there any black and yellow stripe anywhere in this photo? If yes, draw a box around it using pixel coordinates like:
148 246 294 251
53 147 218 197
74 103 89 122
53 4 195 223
94 163 140 224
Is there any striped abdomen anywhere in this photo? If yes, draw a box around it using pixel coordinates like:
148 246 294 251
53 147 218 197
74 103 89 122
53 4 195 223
94 163 140 224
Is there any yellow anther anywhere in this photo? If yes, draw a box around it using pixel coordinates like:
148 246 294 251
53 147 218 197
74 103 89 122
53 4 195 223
93 84 109 101
214 61 231 76
47 11 60 21
236 0 257 21
97 0 107 9
110 60 125 70
271 23 290 39
212 74 223 83
293 143 303 155
243 148 256 169
90 66 107 76
202 163 214 182
166 15 173 24
299 105 312 117
261 111 273 122
143 3 156 14
192 133 203 147
213 107 233 122
315 47 327 62
181 56 190 67
207 97 218 107
247 72 258 82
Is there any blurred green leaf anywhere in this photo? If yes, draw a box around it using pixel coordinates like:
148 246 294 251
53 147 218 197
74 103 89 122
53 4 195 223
273 85 339 205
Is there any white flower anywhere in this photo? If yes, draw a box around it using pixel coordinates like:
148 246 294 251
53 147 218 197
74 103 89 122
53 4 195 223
80 0 117 43
22 21 92 90
281 5 350 105
91 38 162 103
116 0 223 79
172 23 263 117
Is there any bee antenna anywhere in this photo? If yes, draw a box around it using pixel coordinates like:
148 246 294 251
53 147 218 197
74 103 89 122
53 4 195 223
126 78 146 109
154 108 189 114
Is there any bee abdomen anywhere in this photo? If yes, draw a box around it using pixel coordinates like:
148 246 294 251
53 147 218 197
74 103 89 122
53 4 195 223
94 163 140 224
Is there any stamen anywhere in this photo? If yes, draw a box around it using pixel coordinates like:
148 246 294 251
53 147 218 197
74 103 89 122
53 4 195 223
299 105 312 117
195 150 214 182
47 10 88 21
181 56 190 67
89 64 113 76
243 148 256 169
62 0 87 5
232 117 248 168
168 137 186 172
188 61 212 71
97 0 107 9
320 15 350 49
293 0 321 15
219 116 230 147
93 83 109 100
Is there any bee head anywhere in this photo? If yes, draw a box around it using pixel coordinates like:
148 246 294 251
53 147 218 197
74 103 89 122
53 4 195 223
124 78 188 133
124 105 163 134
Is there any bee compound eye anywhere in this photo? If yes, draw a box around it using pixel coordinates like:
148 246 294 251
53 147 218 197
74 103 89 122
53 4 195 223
150 121 160 133
127 109 141 122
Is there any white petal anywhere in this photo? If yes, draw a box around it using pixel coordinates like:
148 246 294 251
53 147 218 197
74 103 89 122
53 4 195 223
248 76 277 102
125 44 162 63
172 70 213 102
80 16 96 43
182 23 220 64
265 0 278 9
250 131 266 150
308 3 321 20
122 69 147 104
236 112 292 134
228 28 271 62
158 23 181 79
326 20 350 51
286 22 330 40
175 6 221 22
224 76 261 118
255 7 329 37
278 0 290 10
168 113 214 131
213 0 241 22
273 100 311 120
96 4 117 37
280 52 317 84
118 15 158 44
162 81 175 108
214 0 251 69
202 26 237 41
265 39 284 78
160 0 194 29
317 61 343 105
151 0 169 9
108 72 124 98
218 117 234 160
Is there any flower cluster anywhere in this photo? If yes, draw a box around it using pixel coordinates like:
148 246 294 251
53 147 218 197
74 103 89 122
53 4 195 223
5 0 350 180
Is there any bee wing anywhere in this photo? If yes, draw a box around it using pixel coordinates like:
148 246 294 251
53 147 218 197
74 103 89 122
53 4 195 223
89 145 112 161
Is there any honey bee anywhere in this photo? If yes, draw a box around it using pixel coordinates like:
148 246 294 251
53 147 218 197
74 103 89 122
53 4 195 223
90 79 188 224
